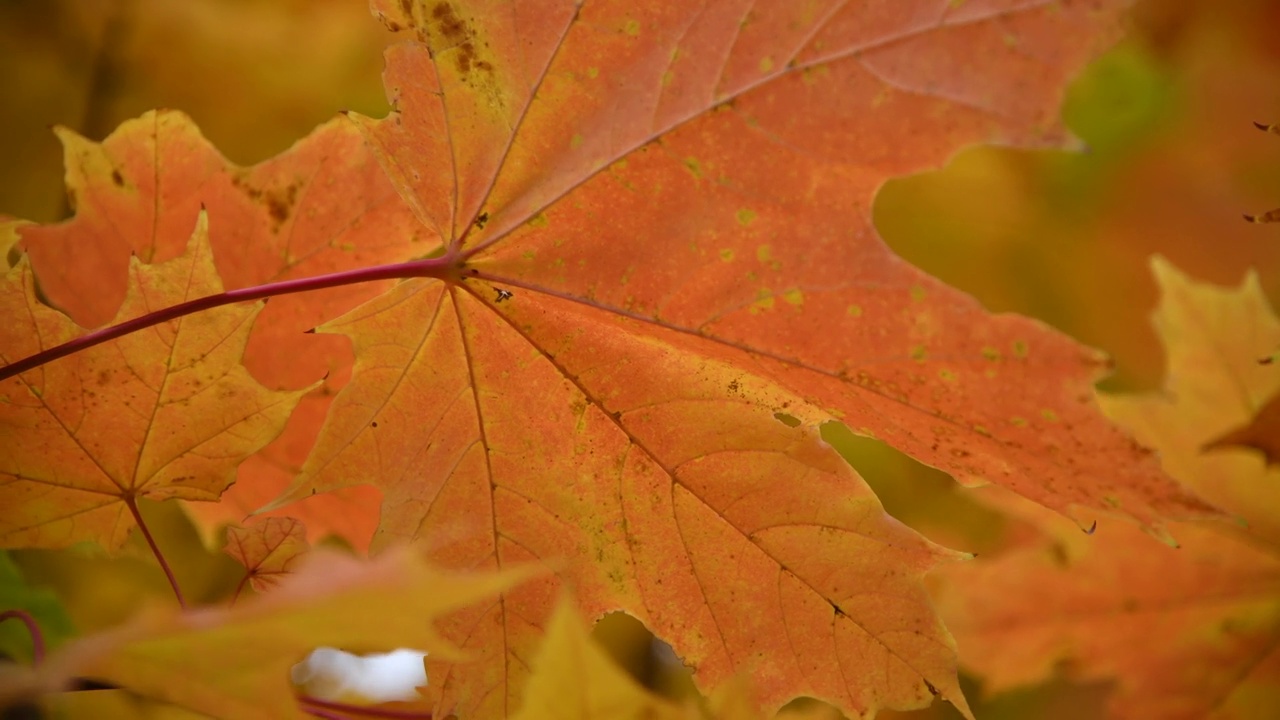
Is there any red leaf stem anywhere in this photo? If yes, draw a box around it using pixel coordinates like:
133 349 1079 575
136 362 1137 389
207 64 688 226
0 255 459 382
0 608 45 664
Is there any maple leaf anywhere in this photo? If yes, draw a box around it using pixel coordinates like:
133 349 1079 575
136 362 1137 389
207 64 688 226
1098 258 1280 546
936 514 1280 720
224 517 310 597
0 548 540 720
934 259 1280 719
251 1 1215 716
19 110 419 550
0 212 306 551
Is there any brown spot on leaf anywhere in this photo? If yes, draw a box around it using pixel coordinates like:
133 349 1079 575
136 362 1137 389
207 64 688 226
232 174 299 229
111 169 124 187
266 185 298 226
457 42 473 73
426 2 495 83
432 2 466 40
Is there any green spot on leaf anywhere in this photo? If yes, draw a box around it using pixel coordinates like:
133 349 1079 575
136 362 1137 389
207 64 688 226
773 412 801 427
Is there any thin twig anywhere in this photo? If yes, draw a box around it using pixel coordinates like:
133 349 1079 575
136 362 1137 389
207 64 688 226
125 497 186 608
299 695 433 719
0 609 45 664
0 255 458 382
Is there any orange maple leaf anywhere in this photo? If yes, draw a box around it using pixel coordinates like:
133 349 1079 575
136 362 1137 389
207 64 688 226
261 2 1212 715
936 515 1280 719
935 259 1280 719
0 213 306 551
224 516 311 597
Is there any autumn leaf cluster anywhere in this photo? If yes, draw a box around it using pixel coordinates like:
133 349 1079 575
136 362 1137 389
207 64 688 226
1 1 1279 719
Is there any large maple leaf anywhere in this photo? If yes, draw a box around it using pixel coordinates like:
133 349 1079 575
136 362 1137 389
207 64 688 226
934 259 1280 719
3 1 1228 718
267 1 1214 716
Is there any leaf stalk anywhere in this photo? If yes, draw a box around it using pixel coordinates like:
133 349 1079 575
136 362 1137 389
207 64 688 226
0 608 45 664
0 255 459 382
125 497 186 608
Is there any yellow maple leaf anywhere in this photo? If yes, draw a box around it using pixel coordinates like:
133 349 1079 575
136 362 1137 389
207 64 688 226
0 212 308 551
1098 257 1280 545
1 547 541 720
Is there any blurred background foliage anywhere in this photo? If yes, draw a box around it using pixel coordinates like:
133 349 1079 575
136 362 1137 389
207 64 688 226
1 0 1278 718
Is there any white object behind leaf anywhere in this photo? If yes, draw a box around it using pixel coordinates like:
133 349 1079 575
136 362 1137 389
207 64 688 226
291 647 428 703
